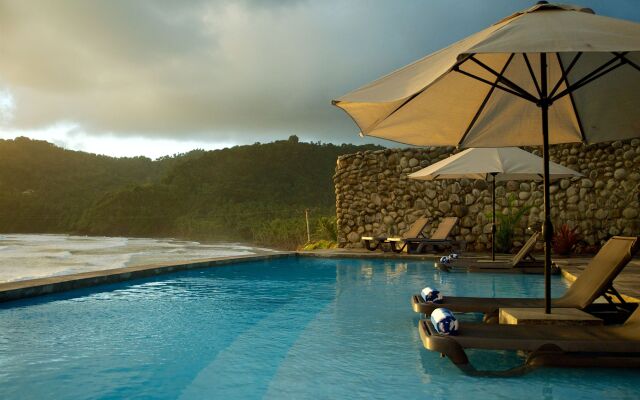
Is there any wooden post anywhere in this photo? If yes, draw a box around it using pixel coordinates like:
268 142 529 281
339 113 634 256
305 209 311 243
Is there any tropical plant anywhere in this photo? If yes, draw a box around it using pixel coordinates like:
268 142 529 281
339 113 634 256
316 216 338 242
301 239 337 251
552 223 580 255
487 194 532 253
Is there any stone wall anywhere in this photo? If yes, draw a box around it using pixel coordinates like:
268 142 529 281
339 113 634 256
333 140 640 251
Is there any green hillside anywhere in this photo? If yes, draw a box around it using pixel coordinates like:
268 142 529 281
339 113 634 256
0 137 184 232
0 136 380 248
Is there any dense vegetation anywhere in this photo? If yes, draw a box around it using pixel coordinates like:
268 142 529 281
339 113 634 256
0 136 380 248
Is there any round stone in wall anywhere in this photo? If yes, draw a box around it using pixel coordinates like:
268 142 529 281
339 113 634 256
622 208 638 219
519 191 531 200
438 201 451 213
347 232 360 243
614 168 627 180
581 179 594 188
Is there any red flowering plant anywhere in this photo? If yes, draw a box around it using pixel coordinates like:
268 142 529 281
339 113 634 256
552 223 580 256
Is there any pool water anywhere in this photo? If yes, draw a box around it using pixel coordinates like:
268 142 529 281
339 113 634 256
0 257 637 399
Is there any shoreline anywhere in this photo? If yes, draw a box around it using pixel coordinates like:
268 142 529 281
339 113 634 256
0 234 281 283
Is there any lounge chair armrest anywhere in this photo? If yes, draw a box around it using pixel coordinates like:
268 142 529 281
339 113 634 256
418 320 469 366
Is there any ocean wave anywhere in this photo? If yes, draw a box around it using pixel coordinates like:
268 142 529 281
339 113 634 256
0 234 269 283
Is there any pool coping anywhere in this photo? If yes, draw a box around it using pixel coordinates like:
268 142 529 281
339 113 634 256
3 250 638 304
0 250 446 303
0 252 295 303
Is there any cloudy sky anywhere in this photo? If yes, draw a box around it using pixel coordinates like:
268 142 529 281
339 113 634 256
0 0 638 158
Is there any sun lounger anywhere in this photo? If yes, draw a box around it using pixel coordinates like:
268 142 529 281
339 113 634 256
418 304 640 376
412 236 639 319
403 217 461 254
361 217 429 252
436 232 549 273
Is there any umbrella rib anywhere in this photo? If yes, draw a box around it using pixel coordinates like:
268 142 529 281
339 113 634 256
615 52 640 72
467 56 538 103
522 53 542 98
555 53 587 143
548 52 583 99
453 67 532 102
458 53 516 146
369 90 425 128
550 52 628 102
353 54 478 134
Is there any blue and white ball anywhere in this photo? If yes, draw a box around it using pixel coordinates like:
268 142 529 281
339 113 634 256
421 287 443 303
430 307 459 335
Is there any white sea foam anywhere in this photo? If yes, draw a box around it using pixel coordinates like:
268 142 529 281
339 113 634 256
0 234 269 283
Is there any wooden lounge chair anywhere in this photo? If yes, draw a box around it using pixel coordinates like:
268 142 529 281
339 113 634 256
361 217 429 252
403 217 460 254
418 304 640 376
412 236 639 319
436 231 552 274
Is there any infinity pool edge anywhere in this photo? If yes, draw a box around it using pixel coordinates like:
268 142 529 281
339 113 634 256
0 252 295 303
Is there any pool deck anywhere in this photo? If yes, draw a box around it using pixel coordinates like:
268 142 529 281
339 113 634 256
1 248 639 303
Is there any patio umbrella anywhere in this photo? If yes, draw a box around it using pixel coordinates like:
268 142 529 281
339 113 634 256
407 147 582 260
332 2 640 313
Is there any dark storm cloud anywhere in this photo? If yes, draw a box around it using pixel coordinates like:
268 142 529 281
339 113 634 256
0 0 638 144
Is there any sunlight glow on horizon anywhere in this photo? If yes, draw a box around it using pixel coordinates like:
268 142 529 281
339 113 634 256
0 124 238 159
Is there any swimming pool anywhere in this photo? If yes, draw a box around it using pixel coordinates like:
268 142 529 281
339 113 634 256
0 257 637 399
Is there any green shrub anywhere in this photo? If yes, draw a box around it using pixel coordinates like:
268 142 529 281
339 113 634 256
251 217 308 250
301 240 337 251
487 194 532 253
316 216 337 241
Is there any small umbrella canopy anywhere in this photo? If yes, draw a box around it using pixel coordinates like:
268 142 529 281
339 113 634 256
408 147 583 259
408 147 581 181
332 2 640 313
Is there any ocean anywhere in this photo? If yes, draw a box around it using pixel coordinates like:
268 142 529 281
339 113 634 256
0 234 274 283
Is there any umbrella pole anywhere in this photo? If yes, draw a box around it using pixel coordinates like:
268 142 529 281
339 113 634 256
541 53 552 314
491 173 496 261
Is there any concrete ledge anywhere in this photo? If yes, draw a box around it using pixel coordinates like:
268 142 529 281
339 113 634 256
0 250 437 303
4 248 638 306
0 252 294 303
297 249 441 261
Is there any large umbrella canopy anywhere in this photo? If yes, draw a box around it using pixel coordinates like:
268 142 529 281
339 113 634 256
333 3 640 147
408 147 583 259
332 2 640 313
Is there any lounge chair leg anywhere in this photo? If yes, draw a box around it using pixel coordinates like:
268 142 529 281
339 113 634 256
391 242 407 253
438 356 537 377
482 312 499 324
363 240 378 251
457 362 538 377
607 286 627 304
